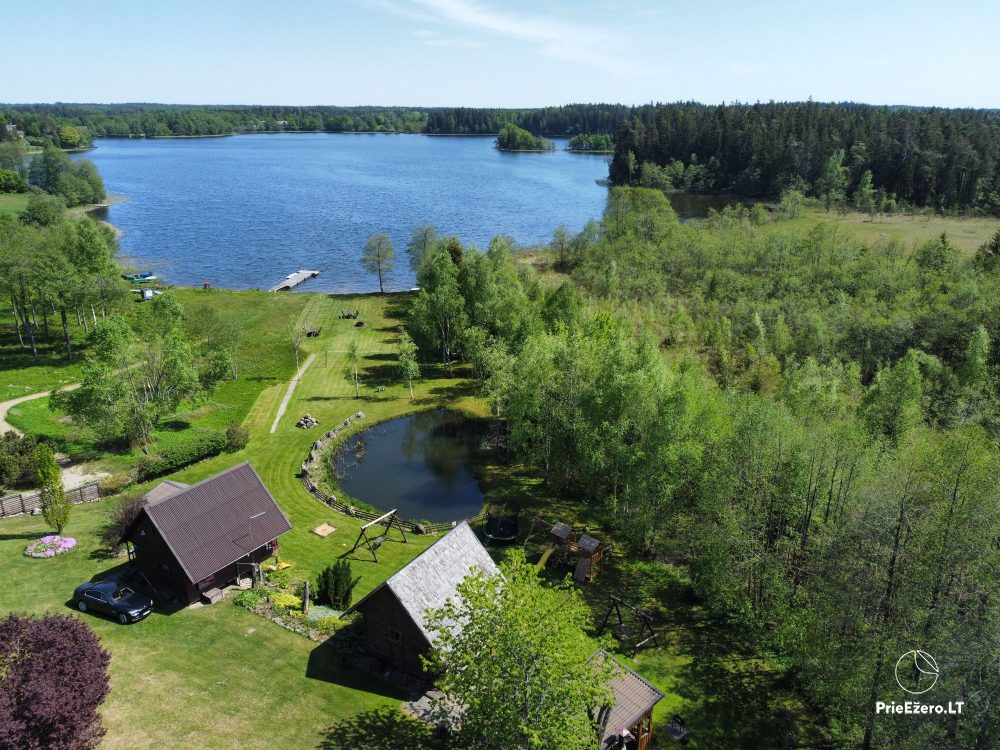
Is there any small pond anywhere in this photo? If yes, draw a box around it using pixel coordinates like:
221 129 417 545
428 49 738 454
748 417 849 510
331 409 487 523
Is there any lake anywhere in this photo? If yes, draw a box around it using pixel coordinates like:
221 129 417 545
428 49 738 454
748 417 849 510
331 409 487 523
82 134 611 293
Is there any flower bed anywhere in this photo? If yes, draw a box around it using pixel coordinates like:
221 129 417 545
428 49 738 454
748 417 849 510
24 535 77 558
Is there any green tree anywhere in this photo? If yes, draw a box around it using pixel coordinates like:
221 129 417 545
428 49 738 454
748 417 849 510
360 232 394 294
345 338 361 397
855 169 877 218
396 329 419 399
316 560 361 609
410 248 467 372
34 444 69 533
406 223 437 274
817 149 848 211
777 188 805 218
424 550 615 750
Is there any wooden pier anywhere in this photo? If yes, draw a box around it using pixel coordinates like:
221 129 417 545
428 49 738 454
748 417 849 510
269 269 319 292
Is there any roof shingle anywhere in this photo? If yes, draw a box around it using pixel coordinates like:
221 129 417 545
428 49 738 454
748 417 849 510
137 462 291 584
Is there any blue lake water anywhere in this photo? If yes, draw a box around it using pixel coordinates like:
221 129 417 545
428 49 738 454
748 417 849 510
81 134 610 293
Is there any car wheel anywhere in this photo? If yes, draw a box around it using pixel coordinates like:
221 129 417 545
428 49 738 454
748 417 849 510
118 613 128 624
77 600 87 612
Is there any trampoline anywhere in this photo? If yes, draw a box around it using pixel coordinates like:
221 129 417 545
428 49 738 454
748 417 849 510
483 504 520 544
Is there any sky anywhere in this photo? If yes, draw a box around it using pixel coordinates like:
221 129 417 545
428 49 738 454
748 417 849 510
4 0 999 108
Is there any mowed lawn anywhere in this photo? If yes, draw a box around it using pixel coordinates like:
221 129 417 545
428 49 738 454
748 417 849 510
1 290 477 748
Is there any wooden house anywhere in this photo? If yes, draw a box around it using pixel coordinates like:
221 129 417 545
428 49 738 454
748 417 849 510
120 462 292 605
596 651 665 750
343 521 498 673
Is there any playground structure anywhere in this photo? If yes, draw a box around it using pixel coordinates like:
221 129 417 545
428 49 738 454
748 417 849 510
348 509 408 562
525 518 611 582
597 593 660 655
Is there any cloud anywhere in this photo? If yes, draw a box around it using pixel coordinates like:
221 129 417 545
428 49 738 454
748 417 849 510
370 0 634 73
413 27 487 49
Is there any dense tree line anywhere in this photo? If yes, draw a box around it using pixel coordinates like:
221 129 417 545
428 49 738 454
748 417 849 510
611 102 1000 213
404 191 1000 747
0 103 633 140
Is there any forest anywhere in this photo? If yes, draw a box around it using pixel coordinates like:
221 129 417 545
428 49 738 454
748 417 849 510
611 102 1000 213
404 191 1000 749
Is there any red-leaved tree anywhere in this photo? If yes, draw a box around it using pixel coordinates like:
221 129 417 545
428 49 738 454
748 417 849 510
0 613 111 750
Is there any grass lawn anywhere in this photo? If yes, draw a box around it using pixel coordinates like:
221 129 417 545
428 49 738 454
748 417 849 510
779 206 999 254
0 193 29 218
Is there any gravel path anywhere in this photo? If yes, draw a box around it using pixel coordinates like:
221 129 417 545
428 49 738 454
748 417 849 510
270 354 317 434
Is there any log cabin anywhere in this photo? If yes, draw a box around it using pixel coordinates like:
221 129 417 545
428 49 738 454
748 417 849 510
342 521 498 674
120 462 292 605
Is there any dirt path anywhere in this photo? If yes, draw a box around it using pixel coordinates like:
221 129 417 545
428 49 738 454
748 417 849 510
270 354 316 434
0 384 107 488
0 385 80 436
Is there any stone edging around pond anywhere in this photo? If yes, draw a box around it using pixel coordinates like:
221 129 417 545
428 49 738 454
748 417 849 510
298 411 480 534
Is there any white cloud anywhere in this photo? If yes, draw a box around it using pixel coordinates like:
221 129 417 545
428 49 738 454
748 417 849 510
371 0 635 73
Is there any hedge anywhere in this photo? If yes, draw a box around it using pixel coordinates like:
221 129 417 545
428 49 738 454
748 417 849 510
135 430 228 481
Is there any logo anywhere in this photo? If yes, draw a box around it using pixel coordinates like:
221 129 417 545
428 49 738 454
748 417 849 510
895 650 939 695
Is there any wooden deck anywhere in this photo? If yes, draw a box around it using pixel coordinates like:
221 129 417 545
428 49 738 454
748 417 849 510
269 269 319 292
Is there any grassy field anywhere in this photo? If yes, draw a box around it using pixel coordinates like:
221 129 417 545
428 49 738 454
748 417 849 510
779 206 999 254
0 193 29 218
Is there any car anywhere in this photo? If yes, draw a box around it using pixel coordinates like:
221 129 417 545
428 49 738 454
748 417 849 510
73 580 154 624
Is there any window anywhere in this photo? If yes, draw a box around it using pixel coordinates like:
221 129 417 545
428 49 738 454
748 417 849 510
389 629 401 643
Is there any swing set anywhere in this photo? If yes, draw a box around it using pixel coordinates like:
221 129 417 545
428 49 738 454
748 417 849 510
597 594 660 655
348 509 408 562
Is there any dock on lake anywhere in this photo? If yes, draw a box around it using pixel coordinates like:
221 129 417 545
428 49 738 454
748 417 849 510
269 269 319 292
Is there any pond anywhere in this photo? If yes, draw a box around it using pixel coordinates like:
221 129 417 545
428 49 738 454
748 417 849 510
331 409 487 523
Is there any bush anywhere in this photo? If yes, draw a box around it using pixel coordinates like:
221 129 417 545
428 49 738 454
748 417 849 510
314 616 349 636
266 565 294 590
225 422 249 452
19 192 66 226
135 430 227 480
270 592 301 611
99 493 148 556
234 587 268 610
0 613 111 749
97 471 136 497
316 560 361 609
0 431 40 488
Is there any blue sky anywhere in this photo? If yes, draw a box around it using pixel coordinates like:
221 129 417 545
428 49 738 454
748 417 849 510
4 0 998 107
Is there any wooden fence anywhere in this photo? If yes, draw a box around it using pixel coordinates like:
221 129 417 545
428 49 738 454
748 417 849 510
0 481 101 519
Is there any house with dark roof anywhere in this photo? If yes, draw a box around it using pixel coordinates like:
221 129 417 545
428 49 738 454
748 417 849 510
595 651 665 750
342 521 498 673
121 462 292 605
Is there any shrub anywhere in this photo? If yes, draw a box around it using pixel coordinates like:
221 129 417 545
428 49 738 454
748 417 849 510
134 430 227 480
314 616 349 636
225 422 250 452
234 587 268 610
0 613 111 749
99 493 148 556
0 431 40 488
97 471 136 497
24 535 77 558
266 565 294 590
270 592 301 611
316 560 361 609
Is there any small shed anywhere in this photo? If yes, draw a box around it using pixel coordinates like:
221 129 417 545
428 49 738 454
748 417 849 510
343 521 498 673
595 651 665 750
121 462 292 604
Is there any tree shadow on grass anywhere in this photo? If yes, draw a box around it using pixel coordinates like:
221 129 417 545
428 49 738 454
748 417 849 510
318 707 441 750
428 382 477 400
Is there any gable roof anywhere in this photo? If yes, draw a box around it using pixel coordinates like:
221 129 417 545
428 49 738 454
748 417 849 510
344 522 498 643
131 462 291 584
596 651 665 745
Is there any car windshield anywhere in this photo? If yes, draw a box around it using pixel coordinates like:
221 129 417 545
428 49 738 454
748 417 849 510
112 587 135 601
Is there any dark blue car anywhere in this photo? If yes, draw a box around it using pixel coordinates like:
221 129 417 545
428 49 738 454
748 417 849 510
73 580 153 624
